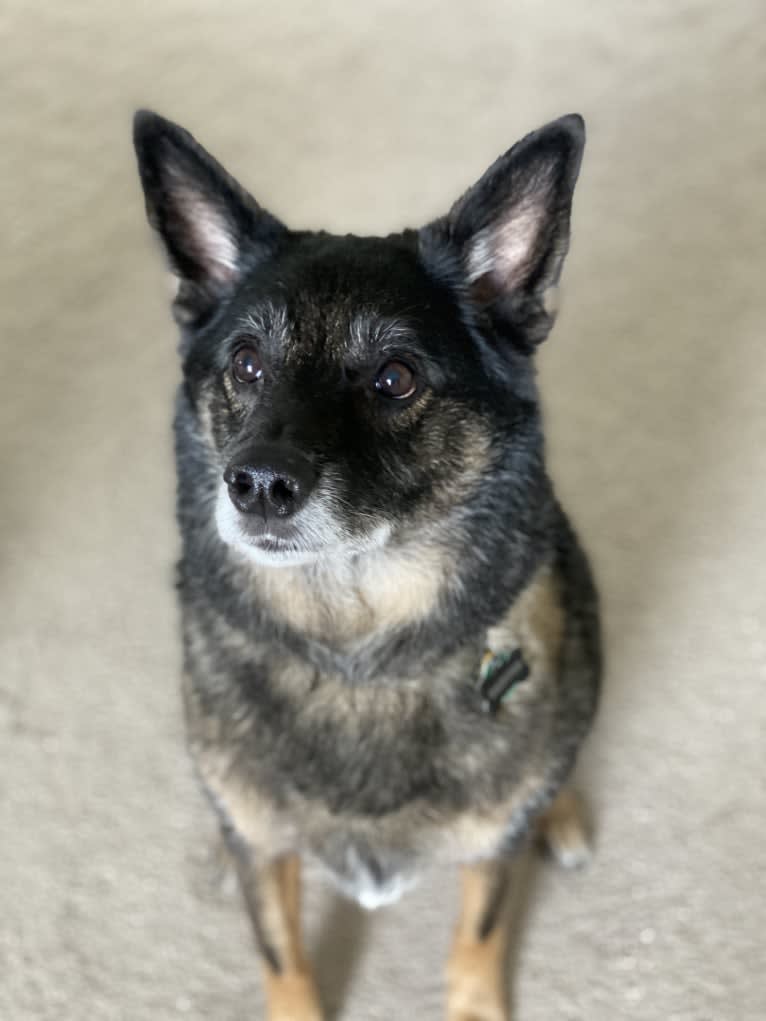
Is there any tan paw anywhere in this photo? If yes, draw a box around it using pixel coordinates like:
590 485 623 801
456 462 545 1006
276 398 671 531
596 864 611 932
537 788 591 869
447 949 509 1021
266 971 324 1021
447 1002 509 1021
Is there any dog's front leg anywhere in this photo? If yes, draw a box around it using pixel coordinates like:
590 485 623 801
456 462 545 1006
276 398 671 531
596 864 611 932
224 836 323 1021
446 859 511 1021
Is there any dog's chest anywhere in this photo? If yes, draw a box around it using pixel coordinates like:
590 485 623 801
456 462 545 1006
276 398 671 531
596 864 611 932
186 562 566 905
253 540 450 643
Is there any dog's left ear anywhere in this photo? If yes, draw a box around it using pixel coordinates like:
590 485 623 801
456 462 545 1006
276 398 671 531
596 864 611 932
420 114 585 349
133 110 286 328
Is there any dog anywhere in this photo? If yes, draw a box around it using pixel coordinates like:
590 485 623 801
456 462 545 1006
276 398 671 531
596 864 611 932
133 108 600 1021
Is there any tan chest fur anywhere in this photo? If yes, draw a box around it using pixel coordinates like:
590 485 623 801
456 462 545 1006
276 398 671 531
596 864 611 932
253 535 453 643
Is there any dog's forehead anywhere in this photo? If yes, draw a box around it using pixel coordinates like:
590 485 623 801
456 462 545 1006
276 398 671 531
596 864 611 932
245 233 440 364
290 303 416 365
238 301 414 366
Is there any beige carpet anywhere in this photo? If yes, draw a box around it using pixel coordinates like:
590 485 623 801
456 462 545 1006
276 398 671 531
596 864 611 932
2 2 765 1018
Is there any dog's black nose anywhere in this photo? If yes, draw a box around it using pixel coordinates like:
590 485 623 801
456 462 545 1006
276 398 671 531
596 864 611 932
224 449 316 520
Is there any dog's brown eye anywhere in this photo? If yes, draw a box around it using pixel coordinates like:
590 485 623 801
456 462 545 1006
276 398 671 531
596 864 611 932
374 360 416 399
232 346 263 384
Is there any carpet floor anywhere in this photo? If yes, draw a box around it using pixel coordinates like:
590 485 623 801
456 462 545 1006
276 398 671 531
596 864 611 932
1 2 764 1018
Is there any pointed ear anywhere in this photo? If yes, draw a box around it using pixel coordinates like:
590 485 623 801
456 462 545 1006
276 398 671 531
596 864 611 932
133 111 286 327
420 114 585 349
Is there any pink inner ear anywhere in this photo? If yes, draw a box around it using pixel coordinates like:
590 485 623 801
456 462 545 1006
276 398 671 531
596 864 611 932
466 194 544 296
176 185 240 284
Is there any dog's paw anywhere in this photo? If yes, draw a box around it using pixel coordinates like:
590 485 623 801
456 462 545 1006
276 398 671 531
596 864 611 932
447 1004 509 1021
447 949 509 1021
536 788 591 870
266 971 324 1021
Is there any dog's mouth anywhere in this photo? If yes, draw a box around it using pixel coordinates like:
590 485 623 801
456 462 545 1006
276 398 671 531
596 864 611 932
248 531 305 557
229 512 302 549
216 491 320 565
214 483 391 568
248 536 322 567
251 533 293 552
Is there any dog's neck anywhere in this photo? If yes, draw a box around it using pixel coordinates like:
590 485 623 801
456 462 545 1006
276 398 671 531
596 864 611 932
252 529 455 648
224 493 557 683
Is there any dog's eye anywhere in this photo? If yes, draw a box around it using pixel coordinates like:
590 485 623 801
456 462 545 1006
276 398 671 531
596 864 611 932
374 360 416 399
231 345 263 384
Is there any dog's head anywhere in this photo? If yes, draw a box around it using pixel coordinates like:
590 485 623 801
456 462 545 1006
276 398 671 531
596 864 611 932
134 112 584 568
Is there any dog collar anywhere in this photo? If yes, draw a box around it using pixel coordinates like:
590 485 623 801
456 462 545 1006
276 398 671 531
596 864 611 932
479 648 530 714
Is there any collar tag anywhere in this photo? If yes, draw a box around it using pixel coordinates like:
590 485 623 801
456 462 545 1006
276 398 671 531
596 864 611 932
479 648 530 714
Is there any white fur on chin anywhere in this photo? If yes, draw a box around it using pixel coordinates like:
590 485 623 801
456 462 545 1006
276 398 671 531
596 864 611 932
214 484 390 568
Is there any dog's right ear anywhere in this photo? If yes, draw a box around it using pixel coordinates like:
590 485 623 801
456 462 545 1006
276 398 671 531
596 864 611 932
133 111 286 328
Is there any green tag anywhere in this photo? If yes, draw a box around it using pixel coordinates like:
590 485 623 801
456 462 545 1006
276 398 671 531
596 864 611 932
479 648 530 714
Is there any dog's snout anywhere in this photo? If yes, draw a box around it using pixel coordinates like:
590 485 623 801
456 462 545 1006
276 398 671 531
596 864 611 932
224 464 304 518
224 448 316 520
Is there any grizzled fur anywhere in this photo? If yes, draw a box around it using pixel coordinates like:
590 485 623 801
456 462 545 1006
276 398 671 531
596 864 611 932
134 110 600 969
